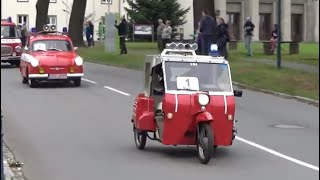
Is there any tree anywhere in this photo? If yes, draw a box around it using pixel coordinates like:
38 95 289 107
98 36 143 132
125 0 190 28
68 0 87 47
193 0 216 29
35 0 50 32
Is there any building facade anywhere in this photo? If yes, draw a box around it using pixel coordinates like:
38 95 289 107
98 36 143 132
214 0 319 42
1 0 318 42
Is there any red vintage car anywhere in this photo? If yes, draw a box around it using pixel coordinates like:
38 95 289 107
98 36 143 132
1 19 22 67
20 24 84 88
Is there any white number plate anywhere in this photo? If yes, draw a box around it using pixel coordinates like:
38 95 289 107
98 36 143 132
176 76 199 91
48 74 68 79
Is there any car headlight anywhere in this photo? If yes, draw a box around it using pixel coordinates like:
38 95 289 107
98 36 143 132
198 94 209 106
15 46 21 53
30 58 39 67
74 56 83 66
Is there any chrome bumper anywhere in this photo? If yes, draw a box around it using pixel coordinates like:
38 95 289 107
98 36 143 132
1 56 21 61
29 73 84 79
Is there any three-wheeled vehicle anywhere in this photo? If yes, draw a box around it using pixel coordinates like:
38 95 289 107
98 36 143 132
131 43 243 164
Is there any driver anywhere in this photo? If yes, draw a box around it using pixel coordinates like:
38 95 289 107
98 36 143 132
151 63 164 95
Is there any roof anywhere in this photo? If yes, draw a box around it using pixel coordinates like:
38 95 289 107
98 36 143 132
160 54 228 64
1 20 16 26
30 34 71 42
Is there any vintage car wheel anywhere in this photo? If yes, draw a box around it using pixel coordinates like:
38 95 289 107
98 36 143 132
197 123 214 164
74 78 81 87
29 79 38 88
133 127 147 150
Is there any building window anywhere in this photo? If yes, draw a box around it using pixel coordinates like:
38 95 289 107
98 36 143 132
17 0 28 2
259 13 272 40
101 0 112 4
50 0 57 3
227 13 240 40
48 15 57 26
17 15 29 29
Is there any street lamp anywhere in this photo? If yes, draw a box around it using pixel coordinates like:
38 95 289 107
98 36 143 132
276 0 281 69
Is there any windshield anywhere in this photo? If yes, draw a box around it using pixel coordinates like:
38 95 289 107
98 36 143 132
1 25 17 38
164 61 232 92
31 40 72 52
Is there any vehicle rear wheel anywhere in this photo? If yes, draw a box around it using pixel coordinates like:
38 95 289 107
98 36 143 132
14 61 20 67
134 127 147 150
74 78 81 87
29 79 38 88
197 123 214 164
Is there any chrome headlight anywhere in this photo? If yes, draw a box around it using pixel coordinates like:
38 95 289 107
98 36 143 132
15 46 21 53
198 94 209 106
74 56 83 66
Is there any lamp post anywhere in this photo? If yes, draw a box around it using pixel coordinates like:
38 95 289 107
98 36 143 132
276 0 282 69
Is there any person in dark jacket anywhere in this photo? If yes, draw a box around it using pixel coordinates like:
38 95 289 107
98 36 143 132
243 17 255 56
199 9 217 55
115 17 128 55
89 21 94 46
85 21 92 47
216 17 230 59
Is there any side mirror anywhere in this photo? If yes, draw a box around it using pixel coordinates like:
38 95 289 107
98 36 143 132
74 47 78 51
234 89 243 97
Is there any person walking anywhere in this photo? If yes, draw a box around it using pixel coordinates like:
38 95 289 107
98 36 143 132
115 16 128 55
20 22 28 47
85 21 92 47
89 21 95 46
157 19 165 52
243 17 255 56
270 24 278 54
161 20 172 50
216 17 230 59
199 9 217 55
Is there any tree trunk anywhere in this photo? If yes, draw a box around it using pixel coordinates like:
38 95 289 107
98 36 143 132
35 0 50 32
193 0 216 30
68 0 87 47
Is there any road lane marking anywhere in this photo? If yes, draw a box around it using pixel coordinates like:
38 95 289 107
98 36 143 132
104 86 131 96
82 78 97 84
235 136 319 172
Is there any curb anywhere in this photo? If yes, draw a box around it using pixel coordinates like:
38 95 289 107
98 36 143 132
232 81 319 107
3 142 25 180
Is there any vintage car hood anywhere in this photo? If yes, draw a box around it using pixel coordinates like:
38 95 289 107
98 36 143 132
31 52 76 66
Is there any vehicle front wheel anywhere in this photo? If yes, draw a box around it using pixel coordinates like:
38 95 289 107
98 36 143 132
133 127 147 150
197 123 214 164
74 78 81 87
29 79 38 88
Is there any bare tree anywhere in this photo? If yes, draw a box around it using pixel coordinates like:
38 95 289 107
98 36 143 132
68 0 87 47
35 0 50 32
193 0 216 29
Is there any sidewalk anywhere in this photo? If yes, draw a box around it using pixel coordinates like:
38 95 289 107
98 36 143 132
2 143 25 180
242 58 319 74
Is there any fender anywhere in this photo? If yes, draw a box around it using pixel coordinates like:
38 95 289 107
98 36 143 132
195 111 213 122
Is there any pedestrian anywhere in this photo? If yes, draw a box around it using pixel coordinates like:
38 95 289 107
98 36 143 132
199 9 218 55
85 21 92 47
157 19 165 52
216 17 230 59
270 24 278 54
243 17 255 56
20 23 28 47
114 16 128 55
89 21 95 46
161 20 172 50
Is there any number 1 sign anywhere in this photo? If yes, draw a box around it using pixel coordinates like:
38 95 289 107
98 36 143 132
176 77 199 91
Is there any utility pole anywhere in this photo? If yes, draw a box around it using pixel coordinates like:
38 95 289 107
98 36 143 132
276 0 282 69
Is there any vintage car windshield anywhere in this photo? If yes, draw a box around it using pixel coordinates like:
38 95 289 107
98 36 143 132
1 25 17 38
164 61 232 92
31 40 72 52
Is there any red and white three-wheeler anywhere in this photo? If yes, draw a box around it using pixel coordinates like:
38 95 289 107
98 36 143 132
131 43 243 164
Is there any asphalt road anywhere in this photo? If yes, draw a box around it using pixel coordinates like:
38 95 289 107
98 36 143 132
1 62 319 180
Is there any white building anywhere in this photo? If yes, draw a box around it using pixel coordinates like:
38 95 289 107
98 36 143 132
1 0 194 41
